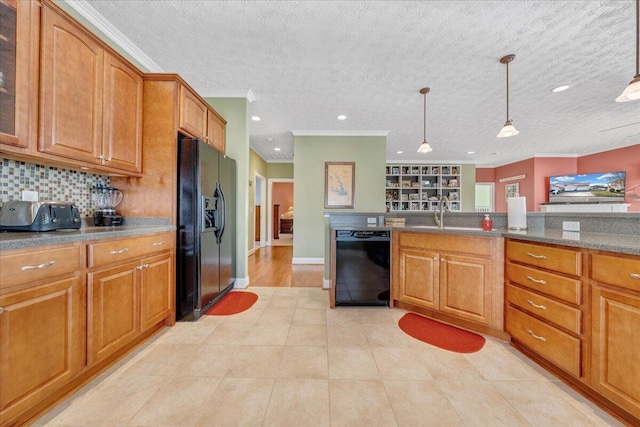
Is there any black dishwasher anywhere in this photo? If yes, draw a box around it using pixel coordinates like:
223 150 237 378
335 230 390 306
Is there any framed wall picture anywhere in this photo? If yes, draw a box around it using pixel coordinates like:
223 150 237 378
325 162 355 208
505 183 519 200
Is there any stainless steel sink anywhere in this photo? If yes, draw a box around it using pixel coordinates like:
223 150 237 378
410 225 492 231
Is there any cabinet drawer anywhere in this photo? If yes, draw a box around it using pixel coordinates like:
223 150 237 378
506 262 581 304
592 253 640 293
507 240 581 276
399 232 492 256
87 232 173 268
506 284 581 334
506 306 581 377
0 244 82 290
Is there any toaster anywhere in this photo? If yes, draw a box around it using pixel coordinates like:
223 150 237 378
0 201 81 232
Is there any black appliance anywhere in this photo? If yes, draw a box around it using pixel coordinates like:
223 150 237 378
335 229 390 306
0 201 81 232
176 136 236 321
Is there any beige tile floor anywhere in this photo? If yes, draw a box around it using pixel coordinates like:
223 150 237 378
34 287 622 427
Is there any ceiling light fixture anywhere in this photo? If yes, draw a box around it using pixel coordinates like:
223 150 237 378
467 151 475 154
417 87 433 153
497 54 519 138
337 115 347 120
274 147 281 151
616 0 640 102
551 85 570 93
251 116 261 121
396 151 403 154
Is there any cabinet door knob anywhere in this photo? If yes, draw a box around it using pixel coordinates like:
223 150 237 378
631 273 640 280
110 248 129 255
526 329 546 342
21 261 56 271
526 275 547 285
136 265 145 271
440 258 445 262
433 257 438 260
526 252 547 260
96 154 104 160
527 300 547 310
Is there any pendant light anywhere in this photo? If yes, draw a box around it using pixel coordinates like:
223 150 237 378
497 54 519 138
417 87 433 153
616 0 640 102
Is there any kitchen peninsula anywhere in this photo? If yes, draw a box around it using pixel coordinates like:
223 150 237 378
327 211 640 425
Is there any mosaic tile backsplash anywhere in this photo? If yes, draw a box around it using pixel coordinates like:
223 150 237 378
1 158 110 217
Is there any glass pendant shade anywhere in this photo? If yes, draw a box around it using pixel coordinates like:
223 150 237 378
497 120 519 138
616 76 640 102
617 0 640 102
417 140 433 153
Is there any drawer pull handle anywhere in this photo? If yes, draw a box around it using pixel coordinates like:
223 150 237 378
21 261 56 271
631 273 640 280
526 329 546 342
153 241 166 246
527 300 547 310
527 252 547 259
110 248 129 255
526 275 547 285
136 264 150 271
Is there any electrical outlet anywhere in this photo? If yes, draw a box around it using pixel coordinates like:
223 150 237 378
562 231 580 240
21 190 38 201
562 221 580 232
367 217 377 224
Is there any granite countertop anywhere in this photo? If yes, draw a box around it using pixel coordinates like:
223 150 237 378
331 225 640 256
0 219 175 250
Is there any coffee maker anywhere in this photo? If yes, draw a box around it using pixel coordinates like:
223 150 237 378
93 186 124 226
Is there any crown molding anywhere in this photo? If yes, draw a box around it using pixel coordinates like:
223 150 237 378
290 130 390 137
200 90 257 103
64 0 163 72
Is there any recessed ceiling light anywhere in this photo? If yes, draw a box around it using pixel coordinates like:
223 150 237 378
251 116 261 121
396 151 403 154
274 147 281 151
337 115 347 120
492 152 499 155
267 137 274 142
467 151 475 154
551 85 570 93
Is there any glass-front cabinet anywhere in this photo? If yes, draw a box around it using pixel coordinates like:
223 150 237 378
0 0 38 149
386 164 462 212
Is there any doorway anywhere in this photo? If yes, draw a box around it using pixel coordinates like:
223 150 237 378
475 183 495 212
253 173 267 250
268 179 294 247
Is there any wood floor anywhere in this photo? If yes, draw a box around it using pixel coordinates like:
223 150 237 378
248 246 324 287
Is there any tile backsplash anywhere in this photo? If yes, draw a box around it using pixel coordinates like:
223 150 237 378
1 158 109 217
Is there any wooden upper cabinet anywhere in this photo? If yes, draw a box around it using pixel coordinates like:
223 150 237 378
179 85 208 139
38 1 142 174
39 2 104 164
207 109 226 152
102 53 142 173
179 84 227 152
0 0 39 150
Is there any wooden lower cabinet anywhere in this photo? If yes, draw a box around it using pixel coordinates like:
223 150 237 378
88 261 140 365
590 251 640 420
392 232 503 332
140 253 174 330
0 276 82 423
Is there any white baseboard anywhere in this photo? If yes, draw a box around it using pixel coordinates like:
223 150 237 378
292 257 325 265
234 276 249 289
248 247 256 256
323 279 331 289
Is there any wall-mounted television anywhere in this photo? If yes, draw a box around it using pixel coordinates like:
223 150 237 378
548 171 626 203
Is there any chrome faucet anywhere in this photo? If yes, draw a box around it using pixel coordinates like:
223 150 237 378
434 195 449 229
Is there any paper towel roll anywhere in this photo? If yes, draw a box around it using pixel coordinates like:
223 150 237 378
507 196 527 230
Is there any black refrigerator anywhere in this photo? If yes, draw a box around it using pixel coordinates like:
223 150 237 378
176 136 236 321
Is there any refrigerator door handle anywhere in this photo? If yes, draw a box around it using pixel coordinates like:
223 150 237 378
219 183 227 241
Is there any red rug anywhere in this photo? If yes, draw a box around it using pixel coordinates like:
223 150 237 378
398 313 485 353
205 291 258 315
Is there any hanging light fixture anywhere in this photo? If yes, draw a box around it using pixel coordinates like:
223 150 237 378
616 0 640 102
417 87 433 153
497 54 519 138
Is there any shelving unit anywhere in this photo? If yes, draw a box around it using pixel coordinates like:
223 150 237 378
385 164 462 212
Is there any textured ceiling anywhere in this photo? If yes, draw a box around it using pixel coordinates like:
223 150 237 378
80 0 640 166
